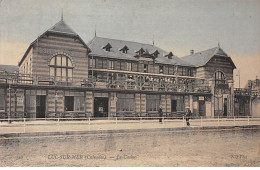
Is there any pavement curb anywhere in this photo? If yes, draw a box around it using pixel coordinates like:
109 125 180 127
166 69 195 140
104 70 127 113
0 125 259 138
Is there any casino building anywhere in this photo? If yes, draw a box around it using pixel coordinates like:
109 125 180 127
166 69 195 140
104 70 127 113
0 19 240 119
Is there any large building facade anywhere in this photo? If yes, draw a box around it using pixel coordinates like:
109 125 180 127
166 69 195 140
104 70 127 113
0 19 246 119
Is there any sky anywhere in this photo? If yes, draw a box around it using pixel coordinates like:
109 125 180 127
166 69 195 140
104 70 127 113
0 0 259 88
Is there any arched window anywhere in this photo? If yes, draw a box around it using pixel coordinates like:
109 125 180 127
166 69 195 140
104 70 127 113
49 55 73 81
214 71 226 85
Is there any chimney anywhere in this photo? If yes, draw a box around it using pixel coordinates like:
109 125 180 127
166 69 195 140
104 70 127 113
190 50 194 55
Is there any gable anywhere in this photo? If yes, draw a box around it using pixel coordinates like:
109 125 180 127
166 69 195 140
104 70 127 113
48 20 77 35
206 56 236 69
181 47 236 68
19 20 90 66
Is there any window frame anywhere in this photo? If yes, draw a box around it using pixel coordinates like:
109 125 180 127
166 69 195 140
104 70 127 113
49 55 73 82
144 64 148 73
0 89 6 112
214 71 226 85
116 93 135 112
146 95 161 112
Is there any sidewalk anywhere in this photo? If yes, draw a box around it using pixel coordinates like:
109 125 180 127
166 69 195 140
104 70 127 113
0 118 260 138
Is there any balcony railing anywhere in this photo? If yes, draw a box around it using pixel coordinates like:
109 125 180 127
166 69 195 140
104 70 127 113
0 72 211 93
234 88 251 96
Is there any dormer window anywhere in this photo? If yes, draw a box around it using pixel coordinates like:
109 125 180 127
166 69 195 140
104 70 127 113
136 48 145 55
151 50 160 58
103 43 112 52
120 45 129 54
144 49 150 55
165 52 174 59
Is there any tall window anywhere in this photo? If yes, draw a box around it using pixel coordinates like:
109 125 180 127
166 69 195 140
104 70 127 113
146 95 160 112
215 71 226 85
144 64 148 73
159 65 164 74
49 55 73 82
108 60 115 69
126 62 132 71
0 89 5 111
116 94 135 112
89 58 96 68
187 68 192 76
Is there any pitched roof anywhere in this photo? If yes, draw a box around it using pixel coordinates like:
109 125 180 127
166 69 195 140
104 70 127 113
48 19 77 35
88 36 193 66
19 19 90 66
181 47 236 68
0 65 19 73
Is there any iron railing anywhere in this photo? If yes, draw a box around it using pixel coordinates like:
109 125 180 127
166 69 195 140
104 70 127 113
0 72 211 93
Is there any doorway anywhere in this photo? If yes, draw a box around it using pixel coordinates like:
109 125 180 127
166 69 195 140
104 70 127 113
171 100 177 112
36 95 46 118
199 101 206 116
223 98 227 116
65 96 74 111
94 97 108 117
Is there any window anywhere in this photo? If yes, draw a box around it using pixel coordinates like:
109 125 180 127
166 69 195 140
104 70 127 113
116 93 135 112
49 55 73 82
215 71 226 85
103 43 112 52
120 61 126 70
187 68 192 76
126 62 132 71
136 48 145 55
96 59 107 69
146 95 160 112
152 50 160 58
26 62 28 74
65 91 85 111
120 45 129 54
89 58 96 68
108 60 115 69
0 89 5 111
144 64 148 73
159 65 164 74
165 66 169 74
25 90 36 112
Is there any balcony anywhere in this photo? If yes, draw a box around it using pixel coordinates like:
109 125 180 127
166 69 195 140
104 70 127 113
234 88 251 96
0 72 211 94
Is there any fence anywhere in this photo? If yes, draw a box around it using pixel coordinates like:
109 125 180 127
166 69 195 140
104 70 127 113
0 116 259 128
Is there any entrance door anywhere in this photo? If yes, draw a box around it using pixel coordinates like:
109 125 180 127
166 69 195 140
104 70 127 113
199 101 206 116
223 98 227 116
94 97 108 117
171 100 177 112
36 95 46 118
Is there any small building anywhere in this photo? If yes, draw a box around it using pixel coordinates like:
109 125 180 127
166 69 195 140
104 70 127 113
182 47 236 117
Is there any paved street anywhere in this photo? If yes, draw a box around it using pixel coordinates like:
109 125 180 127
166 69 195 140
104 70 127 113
0 125 259 166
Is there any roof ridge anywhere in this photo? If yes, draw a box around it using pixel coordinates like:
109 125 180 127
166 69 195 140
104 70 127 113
182 46 218 58
92 36 161 49
48 19 77 35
